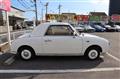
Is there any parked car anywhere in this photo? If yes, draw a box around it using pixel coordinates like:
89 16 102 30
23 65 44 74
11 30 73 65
114 25 120 32
91 23 116 32
79 24 95 32
11 22 110 60
70 24 84 33
74 26 84 33
103 25 116 32
91 24 106 32
26 26 34 30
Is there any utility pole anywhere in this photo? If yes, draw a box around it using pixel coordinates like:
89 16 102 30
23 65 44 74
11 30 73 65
34 0 38 26
58 4 62 15
45 2 49 21
41 8 43 22
58 4 62 22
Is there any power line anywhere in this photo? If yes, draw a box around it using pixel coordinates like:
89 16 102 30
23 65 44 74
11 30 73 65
22 0 34 8
58 4 62 15
17 0 33 9
17 0 29 9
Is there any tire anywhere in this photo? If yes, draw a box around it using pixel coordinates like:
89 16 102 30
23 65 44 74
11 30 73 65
18 47 35 60
85 47 100 60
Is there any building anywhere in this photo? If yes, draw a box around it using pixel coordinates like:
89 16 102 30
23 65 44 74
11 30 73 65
89 12 107 16
61 13 77 24
0 6 25 33
109 0 120 16
89 12 108 23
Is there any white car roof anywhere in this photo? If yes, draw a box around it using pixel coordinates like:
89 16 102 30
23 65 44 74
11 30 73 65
41 22 70 26
31 22 73 36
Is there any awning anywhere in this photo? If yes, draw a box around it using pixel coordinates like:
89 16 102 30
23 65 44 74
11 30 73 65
8 12 25 19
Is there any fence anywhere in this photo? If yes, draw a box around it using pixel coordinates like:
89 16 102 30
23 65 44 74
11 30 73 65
0 30 32 52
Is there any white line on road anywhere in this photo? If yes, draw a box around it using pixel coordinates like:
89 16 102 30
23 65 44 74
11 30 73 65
0 67 120 74
106 52 120 62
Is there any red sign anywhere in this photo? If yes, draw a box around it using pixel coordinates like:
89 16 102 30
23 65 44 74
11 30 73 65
76 15 82 21
76 15 89 21
82 15 89 21
111 15 120 22
0 0 11 11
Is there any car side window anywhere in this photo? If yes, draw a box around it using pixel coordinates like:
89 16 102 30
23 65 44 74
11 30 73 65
45 25 74 36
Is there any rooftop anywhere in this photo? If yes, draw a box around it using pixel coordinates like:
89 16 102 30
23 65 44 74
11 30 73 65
89 12 107 16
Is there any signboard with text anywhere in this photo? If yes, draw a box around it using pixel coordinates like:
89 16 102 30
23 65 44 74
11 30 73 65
89 16 100 22
46 14 76 21
76 15 89 21
46 14 59 20
111 15 120 22
0 0 11 11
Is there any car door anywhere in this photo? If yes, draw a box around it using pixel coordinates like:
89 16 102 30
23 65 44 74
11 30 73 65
43 25 82 55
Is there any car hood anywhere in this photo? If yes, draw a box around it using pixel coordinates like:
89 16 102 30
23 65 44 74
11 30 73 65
81 33 99 38
106 26 115 29
81 33 108 41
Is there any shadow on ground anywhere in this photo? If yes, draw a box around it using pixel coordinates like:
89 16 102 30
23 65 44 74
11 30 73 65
0 56 104 79
0 56 104 70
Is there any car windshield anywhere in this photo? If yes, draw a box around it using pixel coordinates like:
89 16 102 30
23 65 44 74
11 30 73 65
85 25 93 29
78 24 84 27
95 25 102 29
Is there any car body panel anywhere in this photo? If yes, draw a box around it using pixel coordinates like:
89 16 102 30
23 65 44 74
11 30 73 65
114 25 120 32
79 25 95 32
91 25 106 32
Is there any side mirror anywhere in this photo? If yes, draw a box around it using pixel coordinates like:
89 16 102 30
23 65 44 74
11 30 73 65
73 32 77 36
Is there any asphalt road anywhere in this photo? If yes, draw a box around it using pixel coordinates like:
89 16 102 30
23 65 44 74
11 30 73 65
0 32 120 79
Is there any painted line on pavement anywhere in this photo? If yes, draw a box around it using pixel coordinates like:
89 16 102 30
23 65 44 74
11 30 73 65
106 52 120 62
0 67 120 74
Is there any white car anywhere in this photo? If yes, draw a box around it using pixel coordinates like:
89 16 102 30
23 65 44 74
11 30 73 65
11 22 110 60
114 25 120 32
74 26 84 32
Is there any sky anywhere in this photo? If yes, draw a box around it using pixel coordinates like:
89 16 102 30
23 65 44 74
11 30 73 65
11 0 109 21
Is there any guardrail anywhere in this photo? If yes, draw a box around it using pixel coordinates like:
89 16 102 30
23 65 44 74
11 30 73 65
0 30 32 44
0 30 32 52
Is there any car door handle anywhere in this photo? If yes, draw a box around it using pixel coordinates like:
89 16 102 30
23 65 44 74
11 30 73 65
44 40 52 42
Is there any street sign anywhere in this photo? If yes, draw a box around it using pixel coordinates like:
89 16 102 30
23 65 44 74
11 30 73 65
111 15 120 22
0 0 11 11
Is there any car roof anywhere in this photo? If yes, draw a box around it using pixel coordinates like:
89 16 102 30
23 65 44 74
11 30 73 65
41 22 70 26
31 22 73 37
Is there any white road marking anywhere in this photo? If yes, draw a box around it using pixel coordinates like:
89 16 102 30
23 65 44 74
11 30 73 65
106 52 120 62
4 56 15 65
0 67 120 74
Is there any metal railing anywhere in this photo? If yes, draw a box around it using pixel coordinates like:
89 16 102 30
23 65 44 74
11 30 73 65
0 30 32 45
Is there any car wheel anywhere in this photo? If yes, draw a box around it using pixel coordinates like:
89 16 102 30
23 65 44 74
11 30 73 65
18 47 35 60
85 48 100 60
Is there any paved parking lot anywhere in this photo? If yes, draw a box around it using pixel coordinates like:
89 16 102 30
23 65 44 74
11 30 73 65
0 32 120 79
